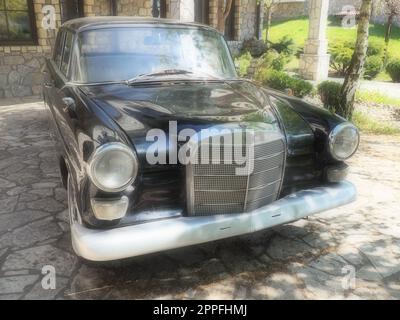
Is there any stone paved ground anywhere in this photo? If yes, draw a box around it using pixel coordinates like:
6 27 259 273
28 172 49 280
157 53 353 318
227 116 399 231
0 98 399 300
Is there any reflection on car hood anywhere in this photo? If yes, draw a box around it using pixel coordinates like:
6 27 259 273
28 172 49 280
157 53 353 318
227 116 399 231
81 80 279 138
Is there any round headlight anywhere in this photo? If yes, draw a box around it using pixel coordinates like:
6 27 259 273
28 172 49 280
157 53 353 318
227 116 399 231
88 143 138 192
329 123 360 161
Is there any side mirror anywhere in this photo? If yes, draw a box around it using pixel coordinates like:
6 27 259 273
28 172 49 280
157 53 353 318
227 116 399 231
62 97 77 119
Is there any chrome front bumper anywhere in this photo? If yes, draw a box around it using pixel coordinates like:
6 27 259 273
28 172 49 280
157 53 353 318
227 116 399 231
71 181 356 261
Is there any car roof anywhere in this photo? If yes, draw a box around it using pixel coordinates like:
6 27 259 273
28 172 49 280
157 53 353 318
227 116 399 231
62 16 219 33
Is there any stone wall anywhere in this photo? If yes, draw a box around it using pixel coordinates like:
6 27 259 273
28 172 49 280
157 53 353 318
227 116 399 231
241 0 263 40
238 0 252 41
227 40 242 56
271 1 307 20
271 0 362 20
169 0 258 42
116 0 152 16
327 0 361 13
0 0 262 98
222 0 260 42
0 0 62 99
86 0 152 16
92 0 113 16
0 0 156 99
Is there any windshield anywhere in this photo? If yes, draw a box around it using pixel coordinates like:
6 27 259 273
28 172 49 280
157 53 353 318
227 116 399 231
73 26 237 83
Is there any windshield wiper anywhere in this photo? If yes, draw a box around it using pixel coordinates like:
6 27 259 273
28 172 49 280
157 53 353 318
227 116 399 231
125 69 219 85
126 69 193 85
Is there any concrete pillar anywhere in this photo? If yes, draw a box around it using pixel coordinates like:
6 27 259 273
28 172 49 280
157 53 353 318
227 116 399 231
256 1 264 40
299 0 330 82
169 0 194 22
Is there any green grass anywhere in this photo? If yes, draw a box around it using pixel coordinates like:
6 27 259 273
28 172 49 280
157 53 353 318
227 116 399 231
356 90 400 107
266 17 400 72
353 111 400 135
374 71 392 82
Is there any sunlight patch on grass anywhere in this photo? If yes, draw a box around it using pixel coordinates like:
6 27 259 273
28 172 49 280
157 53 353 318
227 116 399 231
267 17 309 47
356 90 400 108
267 17 400 61
353 111 400 135
374 71 392 82
263 17 400 73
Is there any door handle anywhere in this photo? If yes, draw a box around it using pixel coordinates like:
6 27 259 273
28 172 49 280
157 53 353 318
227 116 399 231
44 80 54 88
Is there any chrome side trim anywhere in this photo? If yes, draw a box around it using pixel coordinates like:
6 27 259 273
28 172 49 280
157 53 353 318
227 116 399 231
71 181 356 261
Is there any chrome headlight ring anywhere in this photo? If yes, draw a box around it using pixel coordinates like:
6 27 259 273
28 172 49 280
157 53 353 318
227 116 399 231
87 142 139 193
328 122 360 161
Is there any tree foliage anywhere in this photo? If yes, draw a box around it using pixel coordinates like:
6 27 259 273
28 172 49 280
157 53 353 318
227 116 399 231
382 0 400 16
380 0 400 64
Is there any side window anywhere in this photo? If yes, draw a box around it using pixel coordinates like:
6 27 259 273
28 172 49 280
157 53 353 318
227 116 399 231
61 31 73 76
53 31 65 68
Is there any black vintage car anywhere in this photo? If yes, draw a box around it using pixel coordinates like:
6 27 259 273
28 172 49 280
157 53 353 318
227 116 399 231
43 17 359 261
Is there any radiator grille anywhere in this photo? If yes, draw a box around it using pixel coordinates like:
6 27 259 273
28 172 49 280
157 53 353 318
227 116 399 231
186 130 285 216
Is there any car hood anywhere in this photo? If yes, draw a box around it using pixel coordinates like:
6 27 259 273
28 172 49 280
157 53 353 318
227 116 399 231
81 80 279 136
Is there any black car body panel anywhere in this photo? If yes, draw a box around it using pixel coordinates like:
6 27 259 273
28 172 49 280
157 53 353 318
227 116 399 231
43 17 353 233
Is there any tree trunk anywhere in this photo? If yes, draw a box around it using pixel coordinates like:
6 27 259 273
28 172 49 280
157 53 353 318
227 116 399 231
217 0 233 34
383 14 394 66
339 0 372 120
265 5 273 47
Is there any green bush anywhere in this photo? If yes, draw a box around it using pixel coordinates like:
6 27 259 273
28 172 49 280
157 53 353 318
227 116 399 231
257 69 313 98
367 40 383 57
329 41 354 75
317 81 342 113
257 50 288 72
270 36 297 56
242 38 267 57
234 51 252 77
271 54 288 71
329 40 383 78
386 59 400 82
364 55 383 80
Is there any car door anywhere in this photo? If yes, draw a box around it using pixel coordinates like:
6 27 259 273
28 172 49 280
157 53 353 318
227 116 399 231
43 30 65 155
48 30 82 174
